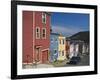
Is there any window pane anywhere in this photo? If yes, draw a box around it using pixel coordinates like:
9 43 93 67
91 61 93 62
42 13 46 24
43 29 45 33
62 51 64 56
55 50 57 53
36 28 38 32
42 28 46 39
59 40 61 44
36 27 40 39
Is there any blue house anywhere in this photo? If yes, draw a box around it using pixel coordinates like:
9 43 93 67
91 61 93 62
50 33 59 62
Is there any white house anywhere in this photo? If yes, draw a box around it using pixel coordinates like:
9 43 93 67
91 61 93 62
69 40 84 58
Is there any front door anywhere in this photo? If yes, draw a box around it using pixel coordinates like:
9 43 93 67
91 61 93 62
36 48 41 62
42 50 48 63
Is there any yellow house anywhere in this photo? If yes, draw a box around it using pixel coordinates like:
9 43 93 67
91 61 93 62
57 35 66 61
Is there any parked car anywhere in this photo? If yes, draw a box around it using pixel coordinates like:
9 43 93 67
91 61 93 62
67 56 81 65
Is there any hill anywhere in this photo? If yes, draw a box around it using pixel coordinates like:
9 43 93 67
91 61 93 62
70 31 89 43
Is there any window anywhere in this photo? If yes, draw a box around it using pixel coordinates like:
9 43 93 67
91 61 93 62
42 13 46 24
36 27 40 39
55 38 57 42
54 50 57 53
62 51 64 56
51 38 53 43
59 51 61 56
42 28 46 39
59 40 61 44
62 39 65 44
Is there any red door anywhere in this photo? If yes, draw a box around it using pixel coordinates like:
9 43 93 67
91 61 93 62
42 50 48 63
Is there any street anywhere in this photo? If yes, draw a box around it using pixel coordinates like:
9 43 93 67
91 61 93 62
23 53 89 69
65 53 89 67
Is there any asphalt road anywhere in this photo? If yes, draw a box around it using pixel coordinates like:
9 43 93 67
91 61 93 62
65 53 89 67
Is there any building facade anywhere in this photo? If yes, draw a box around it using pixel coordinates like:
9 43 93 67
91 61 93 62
69 40 84 58
23 11 51 65
57 35 66 61
69 40 79 58
50 33 59 62
65 39 70 59
82 43 89 54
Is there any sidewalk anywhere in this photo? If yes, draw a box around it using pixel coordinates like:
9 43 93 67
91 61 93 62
35 64 54 68
23 63 54 69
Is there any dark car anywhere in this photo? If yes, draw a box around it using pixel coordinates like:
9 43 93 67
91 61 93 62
67 56 81 65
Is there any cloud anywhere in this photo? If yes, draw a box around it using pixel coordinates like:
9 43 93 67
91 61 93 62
51 25 87 37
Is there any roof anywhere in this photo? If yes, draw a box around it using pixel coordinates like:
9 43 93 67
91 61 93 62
70 31 89 43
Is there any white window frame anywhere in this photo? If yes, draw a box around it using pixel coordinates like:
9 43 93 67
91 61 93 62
36 27 40 39
42 12 46 24
42 28 46 39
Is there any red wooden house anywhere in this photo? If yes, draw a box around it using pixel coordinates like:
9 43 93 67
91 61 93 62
23 11 51 65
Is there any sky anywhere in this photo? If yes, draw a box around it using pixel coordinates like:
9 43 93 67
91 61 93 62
51 12 89 37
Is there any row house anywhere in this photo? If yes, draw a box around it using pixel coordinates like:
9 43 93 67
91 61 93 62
66 39 89 59
23 11 51 65
65 39 70 59
68 31 89 58
50 33 67 61
82 43 89 54
57 35 67 61
50 33 59 62
68 40 84 58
